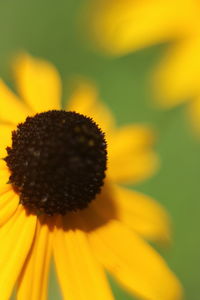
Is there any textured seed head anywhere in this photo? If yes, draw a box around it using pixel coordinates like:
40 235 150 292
5 110 107 215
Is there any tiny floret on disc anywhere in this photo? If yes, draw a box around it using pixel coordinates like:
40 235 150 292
5 110 107 215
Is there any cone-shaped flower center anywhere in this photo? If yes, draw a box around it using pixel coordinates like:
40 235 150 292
5 110 107 215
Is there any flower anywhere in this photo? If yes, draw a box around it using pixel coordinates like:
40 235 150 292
0 53 182 300
86 0 200 134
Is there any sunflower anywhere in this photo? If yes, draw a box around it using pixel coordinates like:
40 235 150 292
87 0 200 134
0 53 182 300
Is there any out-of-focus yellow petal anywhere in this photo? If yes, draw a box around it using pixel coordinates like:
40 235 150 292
88 220 183 300
87 0 198 55
53 216 114 300
93 184 170 243
109 151 159 184
66 81 115 136
108 125 158 183
109 124 155 155
108 125 159 184
0 80 31 124
0 206 37 300
0 166 11 195
16 217 52 300
188 97 200 134
0 124 15 158
0 191 19 226
13 53 61 113
153 36 200 107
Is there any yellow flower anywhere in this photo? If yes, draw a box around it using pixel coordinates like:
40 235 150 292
87 0 200 133
0 53 182 300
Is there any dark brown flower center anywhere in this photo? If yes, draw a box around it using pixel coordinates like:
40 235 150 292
5 110 107 215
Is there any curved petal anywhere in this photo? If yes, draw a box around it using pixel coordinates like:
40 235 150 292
0 190 19 226
88 220 183 300
16 217 52 300
13 53 61 113
87 0 197 55
107 151 159 183
0 190 13 209
0 206 37 300
66 81 115 136
0 80 31 124
108 125 159 184
53 216 114 300
109 125 156 152
108 151 159 184
0 124 15 158
93 184 170 243
153 36 200 107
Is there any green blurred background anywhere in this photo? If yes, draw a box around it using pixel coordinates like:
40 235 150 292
0 1 199 299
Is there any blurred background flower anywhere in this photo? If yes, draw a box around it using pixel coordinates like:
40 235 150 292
86 0 200 134
0 1 199 300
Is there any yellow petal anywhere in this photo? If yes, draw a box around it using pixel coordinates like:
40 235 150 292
0 203 22 239
0 124 15 158
0 159 7 170
0 206 37 300
87 0 197 55
108 151 159 184
53 216 114 300
108 126 159 184
108 124 155 158
107 151 159 183
13 53 61 113
88 220 183 300
93 184 170 243
0 191 19 226
0 167 11 195
110 125 156 151
0 80 31 124
153 36 200 107
0 190 13 209
16 217 52 300
188 97 200 134
66 80 115 136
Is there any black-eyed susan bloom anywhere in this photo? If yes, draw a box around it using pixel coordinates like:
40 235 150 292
0 54 182 300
